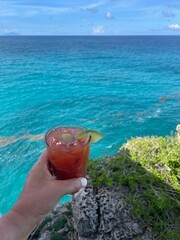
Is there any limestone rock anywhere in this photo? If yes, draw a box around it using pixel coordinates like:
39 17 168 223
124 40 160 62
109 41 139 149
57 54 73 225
72 186 150 240
37 231 51 240
30 185 153 239
73 187 98 237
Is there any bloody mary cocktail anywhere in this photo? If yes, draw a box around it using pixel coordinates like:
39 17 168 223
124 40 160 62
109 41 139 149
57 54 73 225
45 125 91 180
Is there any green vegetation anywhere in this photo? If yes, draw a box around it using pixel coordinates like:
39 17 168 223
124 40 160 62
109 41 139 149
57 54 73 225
87 135 180 239
30 216 52 239
64 203 73 217
51 232 68 240
30 202 74 240
47 216 67 231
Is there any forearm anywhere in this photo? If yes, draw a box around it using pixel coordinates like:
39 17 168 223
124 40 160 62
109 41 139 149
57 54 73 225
0 211 28 240
0 149 84 239
0 202 43 240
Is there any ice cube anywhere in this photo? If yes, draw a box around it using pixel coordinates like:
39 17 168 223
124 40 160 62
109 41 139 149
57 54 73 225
67 142 77 149
61 128 70 133
55 141 67 149
49 137 56 146
56 141 63 145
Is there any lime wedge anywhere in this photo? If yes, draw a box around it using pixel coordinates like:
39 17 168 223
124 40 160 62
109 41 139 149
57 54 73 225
61 133 73 143
76 130 103 143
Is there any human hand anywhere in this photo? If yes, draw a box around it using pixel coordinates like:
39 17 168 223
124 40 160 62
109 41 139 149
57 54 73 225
14 150 87 219
0 150 87 240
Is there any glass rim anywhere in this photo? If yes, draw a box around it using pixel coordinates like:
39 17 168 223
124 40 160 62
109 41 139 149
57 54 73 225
45 124 91 152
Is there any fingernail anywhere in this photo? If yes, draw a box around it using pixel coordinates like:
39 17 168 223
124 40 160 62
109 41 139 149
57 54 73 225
80 178 87 187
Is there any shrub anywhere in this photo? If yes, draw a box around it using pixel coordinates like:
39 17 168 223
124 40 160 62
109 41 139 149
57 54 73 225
87 135 180 239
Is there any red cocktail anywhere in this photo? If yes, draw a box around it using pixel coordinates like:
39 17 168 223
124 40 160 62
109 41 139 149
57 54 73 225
45 125 91 180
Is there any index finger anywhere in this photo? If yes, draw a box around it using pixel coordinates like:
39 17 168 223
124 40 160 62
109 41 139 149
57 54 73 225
33 150 50 174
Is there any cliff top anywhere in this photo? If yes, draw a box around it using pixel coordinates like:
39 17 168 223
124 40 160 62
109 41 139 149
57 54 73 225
30 133 180 240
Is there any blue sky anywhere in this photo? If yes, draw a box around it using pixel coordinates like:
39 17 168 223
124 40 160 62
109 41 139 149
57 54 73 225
0 0 180 35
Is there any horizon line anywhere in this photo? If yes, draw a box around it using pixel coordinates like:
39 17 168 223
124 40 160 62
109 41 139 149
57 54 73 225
1 34 180 37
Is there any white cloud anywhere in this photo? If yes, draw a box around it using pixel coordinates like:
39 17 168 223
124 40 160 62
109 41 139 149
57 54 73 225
0 3 74 17
0 1 107 17
81 1 107 10
80 1 107 13
4 29 20 35
40 6 73 15
92 25 105 35
4 29 16 33
106 11 113 19
168 24 180 30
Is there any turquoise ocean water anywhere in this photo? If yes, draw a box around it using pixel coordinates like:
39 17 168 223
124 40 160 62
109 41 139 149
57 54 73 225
0 36 180 214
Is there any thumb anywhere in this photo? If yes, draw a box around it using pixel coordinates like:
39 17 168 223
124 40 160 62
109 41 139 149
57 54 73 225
56 178 87 196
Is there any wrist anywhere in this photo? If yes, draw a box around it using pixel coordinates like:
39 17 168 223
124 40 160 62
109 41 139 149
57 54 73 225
12 198 43 227
0 197 46 240
4 199 44 239
0 208 39 240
